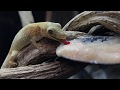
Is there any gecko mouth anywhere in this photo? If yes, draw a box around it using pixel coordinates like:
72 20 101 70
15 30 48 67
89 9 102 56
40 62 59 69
50 35 70 45
60 39 70 45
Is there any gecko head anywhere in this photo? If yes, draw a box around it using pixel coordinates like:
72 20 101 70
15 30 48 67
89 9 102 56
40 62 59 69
47 22 70 45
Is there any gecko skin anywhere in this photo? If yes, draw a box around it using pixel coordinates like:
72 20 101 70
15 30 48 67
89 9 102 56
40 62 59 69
1 22 69 69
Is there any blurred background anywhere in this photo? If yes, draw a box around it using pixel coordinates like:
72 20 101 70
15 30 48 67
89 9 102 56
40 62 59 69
0 11 119 79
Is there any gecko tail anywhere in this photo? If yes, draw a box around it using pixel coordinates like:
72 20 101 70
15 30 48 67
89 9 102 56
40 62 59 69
1 50 19 69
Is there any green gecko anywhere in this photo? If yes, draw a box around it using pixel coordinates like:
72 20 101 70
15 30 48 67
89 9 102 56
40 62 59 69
1 22 70 69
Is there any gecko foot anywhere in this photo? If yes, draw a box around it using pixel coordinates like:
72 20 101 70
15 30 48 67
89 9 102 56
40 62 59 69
8 61 18 68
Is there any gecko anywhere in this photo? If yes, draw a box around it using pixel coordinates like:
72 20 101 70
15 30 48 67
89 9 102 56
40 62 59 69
1 22 70 69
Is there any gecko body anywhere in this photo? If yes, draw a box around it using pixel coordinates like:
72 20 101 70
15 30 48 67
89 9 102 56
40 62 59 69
1 22 69 68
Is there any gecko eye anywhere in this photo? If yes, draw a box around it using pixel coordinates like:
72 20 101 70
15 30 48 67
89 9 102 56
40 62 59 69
48 29 54 35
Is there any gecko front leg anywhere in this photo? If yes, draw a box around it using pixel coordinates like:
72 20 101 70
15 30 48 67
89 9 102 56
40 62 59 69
31 36 44 50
